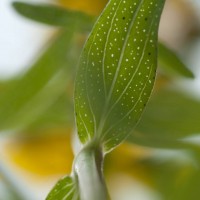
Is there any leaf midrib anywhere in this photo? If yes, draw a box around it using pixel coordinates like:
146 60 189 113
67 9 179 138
102 15 157 141
95 0 145 140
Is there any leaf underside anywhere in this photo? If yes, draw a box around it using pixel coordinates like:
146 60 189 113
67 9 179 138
46 176 80 200
75 0 165 152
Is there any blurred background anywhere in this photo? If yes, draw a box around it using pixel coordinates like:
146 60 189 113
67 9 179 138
1 0 200 199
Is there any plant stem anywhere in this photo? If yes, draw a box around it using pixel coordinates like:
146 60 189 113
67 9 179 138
73 143 110 200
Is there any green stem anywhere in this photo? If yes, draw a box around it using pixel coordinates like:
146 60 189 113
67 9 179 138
73 143 110 200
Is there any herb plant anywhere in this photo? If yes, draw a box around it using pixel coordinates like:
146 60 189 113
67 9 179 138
1 0 200 200
47 0 165 199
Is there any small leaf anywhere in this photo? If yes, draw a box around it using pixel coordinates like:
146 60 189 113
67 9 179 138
12 2 94 32
46 176 80 200
158 42 194 78
75 0 165 152
47 145 109 200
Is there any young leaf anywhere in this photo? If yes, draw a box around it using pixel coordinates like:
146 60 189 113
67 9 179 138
158 42 194 78
12 2 94 32
75 0 165 152
46 176 80 200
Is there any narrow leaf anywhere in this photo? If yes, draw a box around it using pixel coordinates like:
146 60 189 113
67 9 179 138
0 31 77 131
75 0 165 152
158 42 194 78
46 176 80 200
12 2 94 32
127 88 200 149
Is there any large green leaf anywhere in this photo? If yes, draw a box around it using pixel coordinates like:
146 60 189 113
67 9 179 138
75 0 165 152
0 30 79 131
46 176 80 200
158 42 194 78
12 1 194 82
12 2 194 80
12 2 94 32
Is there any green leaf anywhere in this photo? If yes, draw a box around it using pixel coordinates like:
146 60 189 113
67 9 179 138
158 42 194 78
46 176 80 200
127 88 200 149
0 30 79 131
9 70 72 130
25 93 73 131
75 0 165 152
12 1 194 81
171 170 200 200
12 2 193 80
12 2 94 32
142 157 200 200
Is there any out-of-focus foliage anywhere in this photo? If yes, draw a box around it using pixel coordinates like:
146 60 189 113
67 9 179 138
142 156 200 200
105 143 200 200
12 2 194 80
0 0 200 200
13 2 94 32
4 131 73 175
158 42 194 78
0 30 79 131
131 87 200 149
